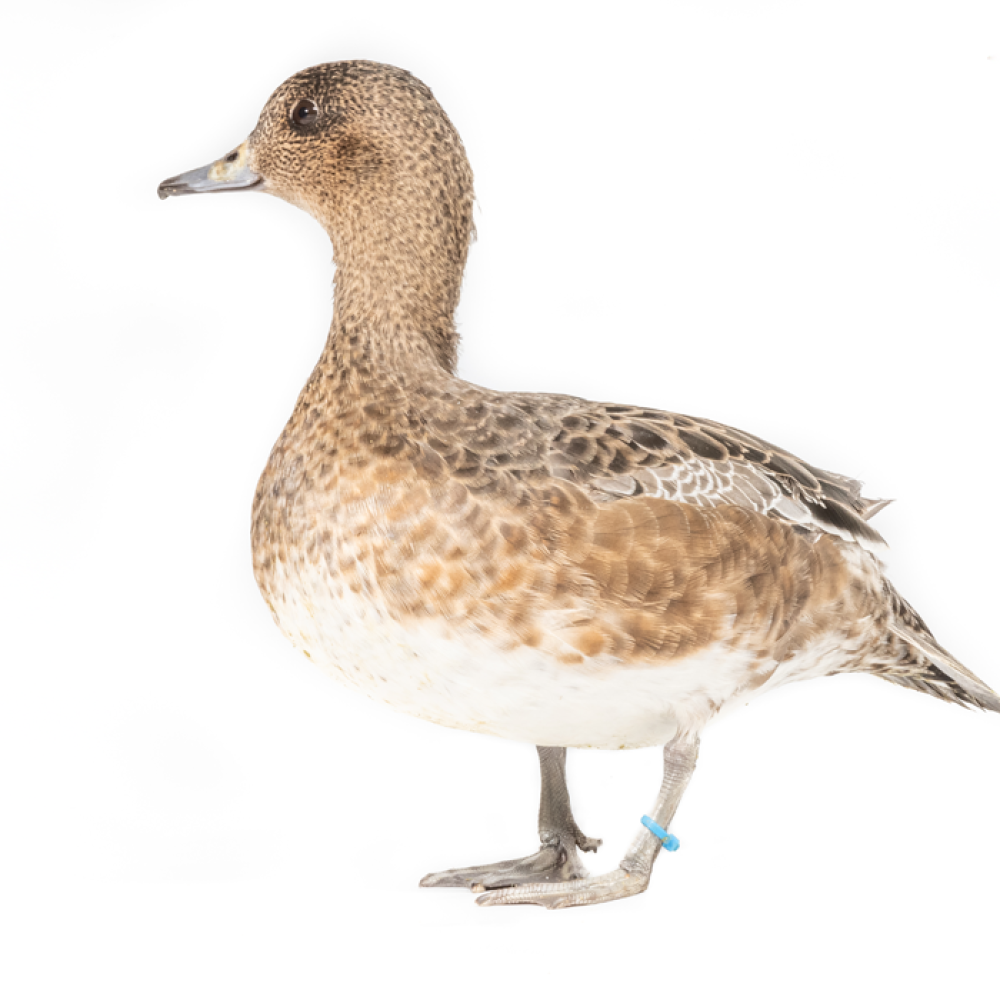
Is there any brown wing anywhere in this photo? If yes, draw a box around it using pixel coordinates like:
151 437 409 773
417 385 888 546
542 401 888 546
412 382 887 546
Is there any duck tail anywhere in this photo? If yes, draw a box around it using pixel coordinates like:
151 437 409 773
884 621 1000 713
874 585 1000 713
860 496 893 521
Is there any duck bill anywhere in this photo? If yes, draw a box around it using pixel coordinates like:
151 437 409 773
157 141 262 200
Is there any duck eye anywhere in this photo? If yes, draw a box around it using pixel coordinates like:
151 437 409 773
290 99 319 128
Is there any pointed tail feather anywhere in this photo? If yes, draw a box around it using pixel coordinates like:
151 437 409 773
860 496 893 520
885 620 1000 714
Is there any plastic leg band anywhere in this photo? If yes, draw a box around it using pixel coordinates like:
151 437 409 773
641 814 680 852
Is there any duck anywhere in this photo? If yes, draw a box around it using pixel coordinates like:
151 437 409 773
158 60 999 909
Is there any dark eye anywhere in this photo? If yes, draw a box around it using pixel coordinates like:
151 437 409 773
290 99 319 128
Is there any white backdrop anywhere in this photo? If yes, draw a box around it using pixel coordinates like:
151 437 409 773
2 2 998 997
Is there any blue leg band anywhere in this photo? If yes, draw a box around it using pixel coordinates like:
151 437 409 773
641 815 680 852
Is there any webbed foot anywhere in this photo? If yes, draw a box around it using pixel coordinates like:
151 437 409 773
455 734 700 910
475 864 648 908
421 746 600 890
420 831 601 890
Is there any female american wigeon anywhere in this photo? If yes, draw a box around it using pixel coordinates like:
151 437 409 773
159 61 998 908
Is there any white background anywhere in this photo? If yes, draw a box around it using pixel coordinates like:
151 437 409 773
2 2 999 997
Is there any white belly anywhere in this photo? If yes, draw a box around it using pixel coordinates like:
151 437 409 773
264 559 849 749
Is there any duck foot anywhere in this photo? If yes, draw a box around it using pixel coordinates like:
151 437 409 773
420 832 600 890
474 734 701 910
475 865 648 908
421 745 600 890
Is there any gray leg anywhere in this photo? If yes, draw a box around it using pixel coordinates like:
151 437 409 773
420 746 601 890
476 733 700 908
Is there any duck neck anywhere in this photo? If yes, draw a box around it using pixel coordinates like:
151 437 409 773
324 234 463 378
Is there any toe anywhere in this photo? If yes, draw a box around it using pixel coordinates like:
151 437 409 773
475 882 566 907
420 844 585 890
419 870 468 888
419 862 517 888
475 868 648 909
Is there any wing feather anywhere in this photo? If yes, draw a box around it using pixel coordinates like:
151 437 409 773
420 386 888 547
543 402 888 546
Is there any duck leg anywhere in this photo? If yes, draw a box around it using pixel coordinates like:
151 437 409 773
420 746 602 890
476 733 700 908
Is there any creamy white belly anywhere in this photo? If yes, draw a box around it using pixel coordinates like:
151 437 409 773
264 559 851 749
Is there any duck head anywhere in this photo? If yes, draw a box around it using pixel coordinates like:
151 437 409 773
159 61 475 372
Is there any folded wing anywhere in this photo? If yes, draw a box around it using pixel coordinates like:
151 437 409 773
543 403 889 547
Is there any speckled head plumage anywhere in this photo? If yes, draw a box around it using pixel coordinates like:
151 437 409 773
161 61 475 371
